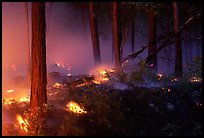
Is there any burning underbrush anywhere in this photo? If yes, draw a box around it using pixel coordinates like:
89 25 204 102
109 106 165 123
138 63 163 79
2 63 202 136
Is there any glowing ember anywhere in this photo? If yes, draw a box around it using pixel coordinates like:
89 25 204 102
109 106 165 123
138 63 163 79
7 89 15 93
76 82 87 87
171 78 178 82
56 62 65 68
157 73 163 80
92 80 101 84
16 114 29 132
150 64 154 67
190 77 202 82
168 88 171 92
66 101 87 114
53 82 63 88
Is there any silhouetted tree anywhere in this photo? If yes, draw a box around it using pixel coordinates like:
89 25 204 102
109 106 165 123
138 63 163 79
89 2 101 65
112 2 121 66
173 2 182 77
147 7 157 72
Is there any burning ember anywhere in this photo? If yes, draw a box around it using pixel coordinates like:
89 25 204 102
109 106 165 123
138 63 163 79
16 114 29 132
53 82 63 88
157 73 163 80
56 62 65 68
66 101 87 114
7 89 15 93
190 77 202 82
171 78 178 82
92 80 101 84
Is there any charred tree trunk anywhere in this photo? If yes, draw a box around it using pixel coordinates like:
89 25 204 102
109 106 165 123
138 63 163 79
25 2 31 88
89 2 101 65
112 2 121 66
147 8 157 72
131 14 135 54
31 2 47 110
173 2 182 77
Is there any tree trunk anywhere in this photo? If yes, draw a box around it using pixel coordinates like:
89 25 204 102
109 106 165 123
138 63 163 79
131 15 135 54
30 2 47 110
89 2 101 65
24 2 31 88
173 2 182 77
112 2 121 66
147 8 157 72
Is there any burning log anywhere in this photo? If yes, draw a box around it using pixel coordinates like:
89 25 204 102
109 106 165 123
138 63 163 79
66 101 87 114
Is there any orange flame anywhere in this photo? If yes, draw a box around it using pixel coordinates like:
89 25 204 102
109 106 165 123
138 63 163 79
66 101 87 114
7 89 15 93
16 114 29 132
53 82 63 88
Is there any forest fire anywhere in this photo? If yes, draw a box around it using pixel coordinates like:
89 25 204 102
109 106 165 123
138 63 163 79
2 96 30 105
66 101 87 114
53 82 63 88
16 114 29 132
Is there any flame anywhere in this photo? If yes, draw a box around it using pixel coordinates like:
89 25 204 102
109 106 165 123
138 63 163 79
92 80 101 84
7 89 15 93
67 73 71 76
66 101 87 114
16 114 29 132
2 96 30 105
53 82 63 88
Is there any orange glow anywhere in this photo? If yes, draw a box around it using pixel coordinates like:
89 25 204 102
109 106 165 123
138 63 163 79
16 114 29 132
92 80 101 84
66 101 87 114
56 62 65 68
7 89 15 93
53 82 63 88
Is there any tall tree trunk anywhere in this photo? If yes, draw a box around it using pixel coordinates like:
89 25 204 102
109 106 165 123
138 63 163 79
24 2 31 88
112 2 121 66
31 2 47 110
89 2 101 65
173 2 182 77
147 8 157 72
131 15 135 54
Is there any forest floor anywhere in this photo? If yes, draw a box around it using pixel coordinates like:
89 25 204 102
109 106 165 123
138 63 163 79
2 70 202 136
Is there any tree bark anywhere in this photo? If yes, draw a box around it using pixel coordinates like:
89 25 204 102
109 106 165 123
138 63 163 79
89 2 101 65
31 2 47 110
147 8 157 72
112 2 121 66
24 2 31 88
173 2 182 77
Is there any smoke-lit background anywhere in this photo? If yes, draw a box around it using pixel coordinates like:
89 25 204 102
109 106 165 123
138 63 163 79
2 2 202 92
